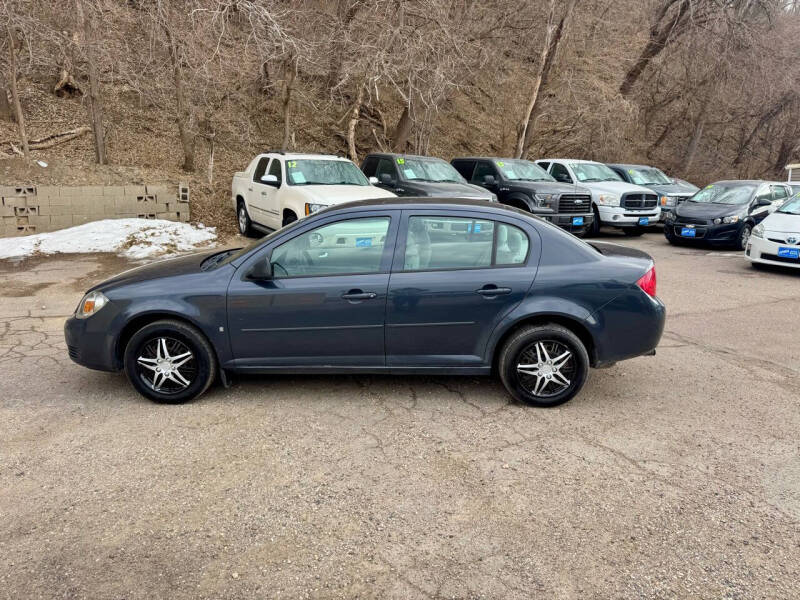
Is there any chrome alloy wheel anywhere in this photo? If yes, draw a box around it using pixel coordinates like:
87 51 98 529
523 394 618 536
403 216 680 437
516 340 575 398
238 205 248 234
136 337 196 394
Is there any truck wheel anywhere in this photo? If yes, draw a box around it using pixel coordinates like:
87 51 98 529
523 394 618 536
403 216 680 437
498 324 590 407
588 206 601 236
282 211 298 227
237 200 256 237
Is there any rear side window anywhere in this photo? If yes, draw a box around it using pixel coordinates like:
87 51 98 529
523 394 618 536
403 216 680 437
403 216 529 271
451 160 476 180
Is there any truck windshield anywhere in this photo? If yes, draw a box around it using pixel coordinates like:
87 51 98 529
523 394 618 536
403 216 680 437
689 184 757 205
400 158 466 183
571 163 621 182
286 159 369 186
495 159 554 182
625 167 672 185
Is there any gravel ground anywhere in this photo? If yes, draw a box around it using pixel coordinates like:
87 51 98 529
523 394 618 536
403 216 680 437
1 230 799 599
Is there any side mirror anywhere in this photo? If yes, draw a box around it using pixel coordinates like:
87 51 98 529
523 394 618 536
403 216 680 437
261 174 279 186
379 173 395 186
554 173 572 183
247 258 273 280
482 174 497 186
368 176 379 185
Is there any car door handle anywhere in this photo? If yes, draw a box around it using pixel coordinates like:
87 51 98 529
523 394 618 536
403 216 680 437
247 187 253 192
476 285 512 297
342 290 378 300
261 191 267 196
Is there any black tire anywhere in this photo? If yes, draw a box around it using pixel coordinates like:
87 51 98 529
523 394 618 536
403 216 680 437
124 319 216 404
498 324 590 407
737 223 752 251
282 211 298 227
588 205 601 237
237 200 256 237
664 225 678 245
623 227 645 237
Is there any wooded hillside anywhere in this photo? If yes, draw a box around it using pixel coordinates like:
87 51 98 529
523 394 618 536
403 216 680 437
2 0 799 233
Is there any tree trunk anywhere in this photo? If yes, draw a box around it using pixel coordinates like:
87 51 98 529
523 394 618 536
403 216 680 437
514 0 578 159
76 0 107 164
164 26 195 172
5 24 29 157
683 106 708 174
347 83 364 162
391 105 412 151
281 55 296 151
619 0 690 97
0 74 13 121
326 0 362 94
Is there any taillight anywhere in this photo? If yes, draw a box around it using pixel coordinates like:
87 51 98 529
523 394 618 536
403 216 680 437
636 266 657 298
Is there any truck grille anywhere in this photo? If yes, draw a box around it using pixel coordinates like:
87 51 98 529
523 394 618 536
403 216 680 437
558 194 592 214
621 193 658 210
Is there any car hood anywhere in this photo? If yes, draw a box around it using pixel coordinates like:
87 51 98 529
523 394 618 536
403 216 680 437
510 181 590 194
579 181 654 195
302 185 397 204
645 181 699 196
403 180 494 199
675 201 744 220
762 211 800 233
92 249 223 291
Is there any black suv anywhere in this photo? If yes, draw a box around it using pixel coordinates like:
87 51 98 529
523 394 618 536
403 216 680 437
451 157 594 235
361 153 494 201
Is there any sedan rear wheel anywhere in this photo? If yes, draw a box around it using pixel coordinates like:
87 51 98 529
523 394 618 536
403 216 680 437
124 320 216 404
498 324 589 407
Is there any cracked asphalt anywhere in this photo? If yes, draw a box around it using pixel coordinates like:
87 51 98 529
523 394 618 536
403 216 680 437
1 232 799 599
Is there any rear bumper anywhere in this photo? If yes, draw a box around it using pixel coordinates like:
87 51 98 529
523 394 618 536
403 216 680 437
589 291 666 365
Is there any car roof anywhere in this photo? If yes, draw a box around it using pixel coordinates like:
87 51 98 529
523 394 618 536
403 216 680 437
317 196 522 215
607 163 660 170
258 152 350 161
365 152 447 161
713 180 770 185
536 158 602 164
452 157 538 162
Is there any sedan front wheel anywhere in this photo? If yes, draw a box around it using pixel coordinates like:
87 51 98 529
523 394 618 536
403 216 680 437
498 324 590 407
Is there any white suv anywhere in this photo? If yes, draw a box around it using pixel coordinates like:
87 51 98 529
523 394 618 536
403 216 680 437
232 152 396 236
536 159 661 236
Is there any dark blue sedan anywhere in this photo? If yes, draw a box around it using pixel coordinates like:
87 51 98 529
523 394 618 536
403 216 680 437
65 198 665 407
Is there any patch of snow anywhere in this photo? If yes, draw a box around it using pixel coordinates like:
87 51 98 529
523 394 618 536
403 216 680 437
0 218 217 260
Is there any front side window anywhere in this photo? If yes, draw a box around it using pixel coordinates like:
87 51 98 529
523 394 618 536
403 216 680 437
270 217 390 278
571 163 620 182
472 162 497 183
399 158 465 183
404 216 529 271
268 158 282 184
253 157 270 183
285 159 369 186
376 158 398 181
772 185 788 200
551 163 572 183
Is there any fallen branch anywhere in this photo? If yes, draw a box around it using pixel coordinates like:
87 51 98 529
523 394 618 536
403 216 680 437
2 126 91 154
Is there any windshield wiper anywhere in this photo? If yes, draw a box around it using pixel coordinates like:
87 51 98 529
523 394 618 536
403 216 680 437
581 178 602 182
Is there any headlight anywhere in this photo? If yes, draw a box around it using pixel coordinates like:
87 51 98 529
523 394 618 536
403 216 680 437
533 193 556 208
596 193 620 206
660 196 676 207
722 215 740 224
752 223 764 238
75 291 108 319
713 218 721 224
304 202 328 216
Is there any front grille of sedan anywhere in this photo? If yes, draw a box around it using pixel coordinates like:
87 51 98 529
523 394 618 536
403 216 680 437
673 216 708 226
557 194 592 213
767 237 800 244
621 193 658 210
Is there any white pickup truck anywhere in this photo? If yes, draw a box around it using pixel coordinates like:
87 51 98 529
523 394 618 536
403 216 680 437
231 152 396 236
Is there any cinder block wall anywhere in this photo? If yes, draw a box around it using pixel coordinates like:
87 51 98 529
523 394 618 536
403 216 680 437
1 184 191 236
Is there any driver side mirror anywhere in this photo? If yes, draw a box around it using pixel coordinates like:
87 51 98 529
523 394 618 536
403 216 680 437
755 197 772 208
261 174 279 186
379 173 395 186
554 173 572 184
247 258 273 280
368 176 379 185
482 175 497 186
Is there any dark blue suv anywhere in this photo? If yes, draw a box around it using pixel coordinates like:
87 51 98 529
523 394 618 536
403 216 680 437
65 198 665 407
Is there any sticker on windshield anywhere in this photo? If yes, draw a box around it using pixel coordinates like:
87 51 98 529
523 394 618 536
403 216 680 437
705 184 713 189
287 160 297 168
503 169 516 178
628 169 635 174
396 158 405 165
474 223 482 233
496 161 505 167
355 237 372 247
403 168 417 179
290 171 306 184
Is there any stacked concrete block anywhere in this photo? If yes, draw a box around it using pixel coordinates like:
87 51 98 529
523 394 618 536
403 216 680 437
0 183 192 236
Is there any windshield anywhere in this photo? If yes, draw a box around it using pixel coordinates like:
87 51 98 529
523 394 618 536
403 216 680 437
778 195 800 215
689 183 757 205
625 167 672 185
571 163 621 182
494 159 554 182
399 158 466 183
219 218 307 265
286 159 369 186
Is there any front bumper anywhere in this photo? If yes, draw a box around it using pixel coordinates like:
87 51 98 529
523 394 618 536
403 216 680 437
665 221 743 245
64 313 121 372
597 205 660 227
746 236 800 268
538 212 594 232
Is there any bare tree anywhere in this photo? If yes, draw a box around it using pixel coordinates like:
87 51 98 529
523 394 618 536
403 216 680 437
74 0 107 164
2 14 30 156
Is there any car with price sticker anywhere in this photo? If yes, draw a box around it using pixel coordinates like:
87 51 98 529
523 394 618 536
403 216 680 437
746 191 800 269
535 158 661 236
664 180 792 250
450 157 594 236
360 153 495 202
232 151 396 236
